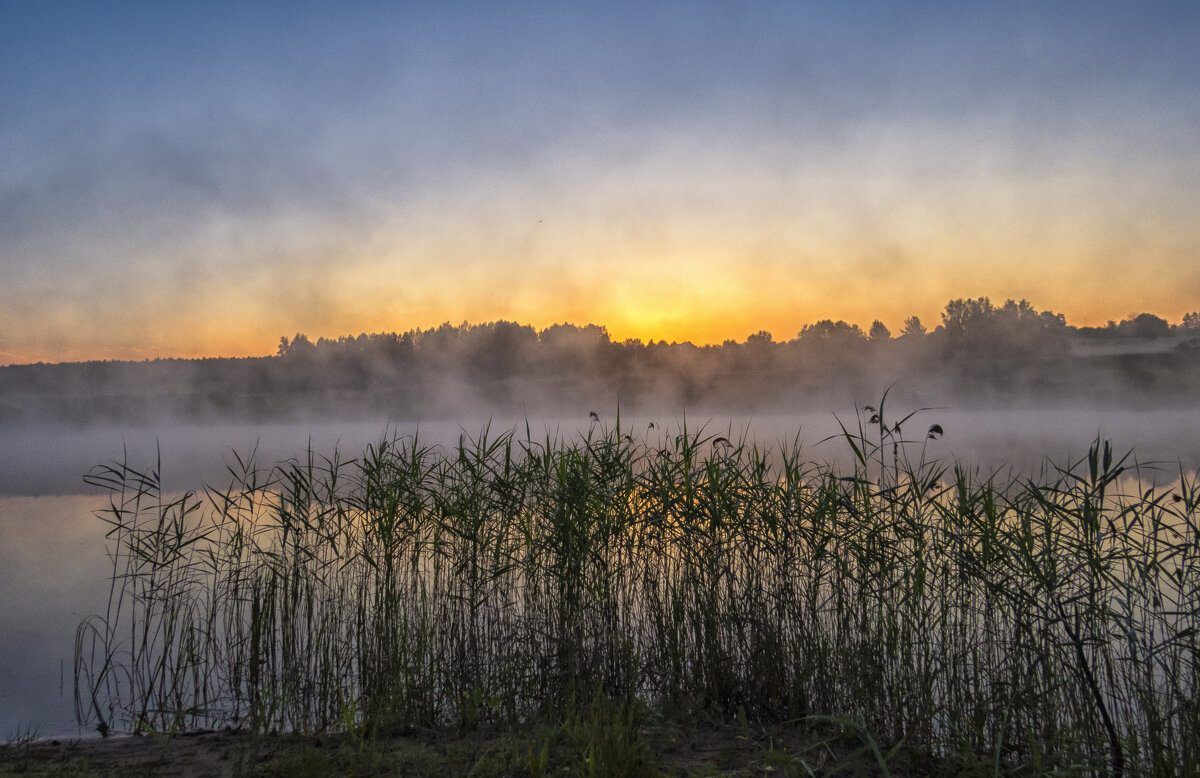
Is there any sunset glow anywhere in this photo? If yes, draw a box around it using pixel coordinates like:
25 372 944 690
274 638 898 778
2 2 1197 364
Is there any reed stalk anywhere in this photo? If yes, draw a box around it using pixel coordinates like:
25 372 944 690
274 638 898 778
75 408 1199 774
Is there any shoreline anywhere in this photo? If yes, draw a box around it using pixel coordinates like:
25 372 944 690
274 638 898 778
0 718 971 777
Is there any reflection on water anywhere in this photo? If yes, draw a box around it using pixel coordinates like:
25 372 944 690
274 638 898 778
0 495 109 738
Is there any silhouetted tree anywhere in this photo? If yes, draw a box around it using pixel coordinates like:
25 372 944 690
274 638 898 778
796 320 866 344
940 298 1067 357
1128 313 1170 339
794 321 867 369
737 330 778 375
464 320 537 382
746 330 774 346
279 333 315 357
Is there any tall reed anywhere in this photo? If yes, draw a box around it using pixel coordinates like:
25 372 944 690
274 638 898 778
75 408 1199 774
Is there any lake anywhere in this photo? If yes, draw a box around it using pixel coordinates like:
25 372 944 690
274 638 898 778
3 406 1199 738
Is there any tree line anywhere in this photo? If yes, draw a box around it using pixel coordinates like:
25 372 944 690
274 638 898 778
2 298 1198 426
275 298 1198 361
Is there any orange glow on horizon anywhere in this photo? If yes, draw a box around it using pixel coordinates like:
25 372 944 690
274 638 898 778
5 288 1198 368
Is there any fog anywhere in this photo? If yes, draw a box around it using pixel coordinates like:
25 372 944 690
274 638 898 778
4 300 1200 432
3 301 1200 737
4 405 1200 500
3 299 1200 495
4 402 1199 739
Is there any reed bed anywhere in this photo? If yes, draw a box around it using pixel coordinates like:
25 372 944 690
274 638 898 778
74 406 1199 775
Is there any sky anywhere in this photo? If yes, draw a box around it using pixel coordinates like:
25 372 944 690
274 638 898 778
1 1 1198 364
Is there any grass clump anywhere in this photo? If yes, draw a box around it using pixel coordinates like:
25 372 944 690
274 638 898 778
73 404 1200 775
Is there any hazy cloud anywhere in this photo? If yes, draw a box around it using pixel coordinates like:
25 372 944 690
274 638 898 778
2 2 1199 361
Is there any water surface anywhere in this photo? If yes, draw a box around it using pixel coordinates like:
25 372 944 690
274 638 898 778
3 407 1198 737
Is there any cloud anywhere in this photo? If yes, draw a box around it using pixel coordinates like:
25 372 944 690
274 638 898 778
2 3 1200 361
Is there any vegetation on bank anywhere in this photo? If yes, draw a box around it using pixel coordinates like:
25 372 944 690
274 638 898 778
73 402 1199 776
3 298 1200 424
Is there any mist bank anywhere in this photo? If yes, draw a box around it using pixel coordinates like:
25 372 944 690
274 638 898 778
7 409 1200 499
3 298 1199 427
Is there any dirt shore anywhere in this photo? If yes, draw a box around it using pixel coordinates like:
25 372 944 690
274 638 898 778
0 729 266 777
0 718 962 777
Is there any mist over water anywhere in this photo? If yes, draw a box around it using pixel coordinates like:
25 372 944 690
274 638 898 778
3 304 1200 739
3 406 1199 738
3 406 1200 499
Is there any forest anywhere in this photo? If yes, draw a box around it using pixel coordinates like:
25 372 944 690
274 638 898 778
2 298 1198 426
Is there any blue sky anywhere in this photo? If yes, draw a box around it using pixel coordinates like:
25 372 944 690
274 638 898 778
2 1 1198 362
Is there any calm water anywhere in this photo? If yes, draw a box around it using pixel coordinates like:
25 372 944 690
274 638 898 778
2 408 1198 737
